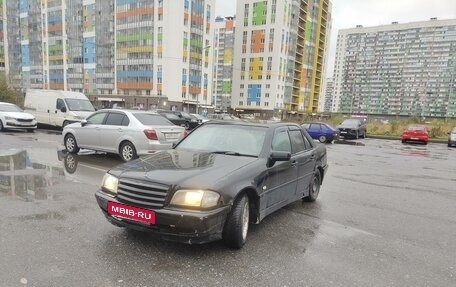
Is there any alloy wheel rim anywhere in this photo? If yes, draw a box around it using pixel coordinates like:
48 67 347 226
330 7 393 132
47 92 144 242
123 145 133 161
312 176 320 195
241 200 249 241
66 137 75 151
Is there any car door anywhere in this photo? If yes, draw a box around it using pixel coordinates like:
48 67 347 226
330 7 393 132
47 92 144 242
76 112 107 149
308 123 321 139
98 112 129 153
52 98 68 126
290 128 317 198
263 127 298 214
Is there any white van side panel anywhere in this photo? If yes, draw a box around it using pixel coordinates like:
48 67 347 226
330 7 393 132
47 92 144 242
24 89 93 127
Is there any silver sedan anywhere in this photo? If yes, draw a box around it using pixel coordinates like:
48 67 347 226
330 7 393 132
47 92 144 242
62 109 186 161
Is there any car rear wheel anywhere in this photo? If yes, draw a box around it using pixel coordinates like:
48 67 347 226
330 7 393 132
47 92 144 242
223 193 249 249
0 120 4 132
64 134 80 154
119 141 137 162
184 122 190 130
318 135 327 143
304 171 321 202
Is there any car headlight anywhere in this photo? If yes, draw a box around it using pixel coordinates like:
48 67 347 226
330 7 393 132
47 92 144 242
101 173 119 194
5 116 15 120
170 189 220 209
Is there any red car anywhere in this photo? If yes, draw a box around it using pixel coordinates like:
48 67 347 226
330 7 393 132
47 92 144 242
401 125 429 145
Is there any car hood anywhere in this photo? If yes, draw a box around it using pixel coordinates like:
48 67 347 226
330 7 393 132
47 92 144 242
71 111 93 118
1 111 35 119
109 149 258 188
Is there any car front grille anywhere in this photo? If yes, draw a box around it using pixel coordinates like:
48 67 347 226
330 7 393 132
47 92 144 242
117 178 169 209
17 118 33 122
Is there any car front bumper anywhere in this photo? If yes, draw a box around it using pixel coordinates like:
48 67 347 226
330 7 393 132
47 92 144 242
95 190 230 244
338 129 358 138
5 120 37 129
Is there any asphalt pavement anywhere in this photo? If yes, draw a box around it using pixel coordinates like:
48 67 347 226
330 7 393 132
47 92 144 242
0 129 455 287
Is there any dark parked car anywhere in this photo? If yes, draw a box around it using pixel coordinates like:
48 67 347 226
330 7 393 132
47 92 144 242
448 127 456 147
157 110 199 130
402 125 429 145
337 119 367 139
95 122 328 249
302 122 339 143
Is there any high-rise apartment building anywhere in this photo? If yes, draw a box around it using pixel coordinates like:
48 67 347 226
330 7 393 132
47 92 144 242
212 16 235 112
1 0 215 112
322 77 333 113
231 0 331 118
332 18 456 117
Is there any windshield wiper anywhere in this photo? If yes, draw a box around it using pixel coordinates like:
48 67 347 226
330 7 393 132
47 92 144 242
212 151 257 158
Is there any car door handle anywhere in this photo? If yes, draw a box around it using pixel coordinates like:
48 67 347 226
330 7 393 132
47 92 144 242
117 128 123 132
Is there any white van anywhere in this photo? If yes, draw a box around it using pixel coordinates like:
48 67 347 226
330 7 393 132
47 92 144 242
24 89 95 128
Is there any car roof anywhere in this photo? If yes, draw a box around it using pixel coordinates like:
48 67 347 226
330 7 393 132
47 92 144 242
303 122 328 125
0 102 15 105
203 120 300 129
97 109 159 115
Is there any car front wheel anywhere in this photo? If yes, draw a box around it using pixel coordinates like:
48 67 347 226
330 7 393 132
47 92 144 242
0 120 4 131
65 134 80 154
223 193 249 249
304 171 321 202
119 141 137 162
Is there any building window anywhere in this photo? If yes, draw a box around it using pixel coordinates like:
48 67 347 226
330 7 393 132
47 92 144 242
239 101 244 105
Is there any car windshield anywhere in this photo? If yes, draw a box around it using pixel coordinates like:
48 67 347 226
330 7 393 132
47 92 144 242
65 99 95 112
341 119 360 125
134 113 173 126
176 124 267 157
0 104 22 112
180 112 192 118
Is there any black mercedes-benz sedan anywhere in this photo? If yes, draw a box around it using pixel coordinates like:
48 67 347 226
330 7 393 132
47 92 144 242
95 121 328 249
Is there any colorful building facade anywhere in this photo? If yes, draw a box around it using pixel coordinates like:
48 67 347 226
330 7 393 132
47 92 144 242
212 16 235 112
1 0 215 111
231 0 331 118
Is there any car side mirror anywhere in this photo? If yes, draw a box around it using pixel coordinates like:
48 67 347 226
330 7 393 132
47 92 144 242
61 107 67 113
81 119 88 127
267 151 291 168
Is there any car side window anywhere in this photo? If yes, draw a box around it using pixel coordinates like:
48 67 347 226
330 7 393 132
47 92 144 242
56 99 65 110
121 116 130 126
289 130 306 154
309 123 320 130
105 113 125 126
272 129 292 153
87 112 107 125
302 134 312 150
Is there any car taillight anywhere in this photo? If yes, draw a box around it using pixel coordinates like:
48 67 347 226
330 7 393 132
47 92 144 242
184 130 188 137
144 129 158 140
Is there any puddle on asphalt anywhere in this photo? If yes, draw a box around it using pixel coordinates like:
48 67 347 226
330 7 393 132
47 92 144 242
0 148 116 202
334 140 366 146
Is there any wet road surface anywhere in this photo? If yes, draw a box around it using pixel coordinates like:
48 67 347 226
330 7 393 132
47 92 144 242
0 130 455 286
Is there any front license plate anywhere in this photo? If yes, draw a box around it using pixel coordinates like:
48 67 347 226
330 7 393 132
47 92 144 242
340 131 347 134
108 202 156 224
411 137 419 140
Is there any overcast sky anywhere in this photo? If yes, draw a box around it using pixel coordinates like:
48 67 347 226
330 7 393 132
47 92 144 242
215 0 456 77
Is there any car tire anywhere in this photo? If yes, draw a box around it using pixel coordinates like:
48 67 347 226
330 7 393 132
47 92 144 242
223 193 249 249
423 141 428 145
318 135 327 143
64 134 80 154
448 143 451 147
184 122 190 130
304 171 321 202
119 141 137 162
355 131 359 139
27 129 34 133
362 131 366 138
0 120 4 132
402 139 406 143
